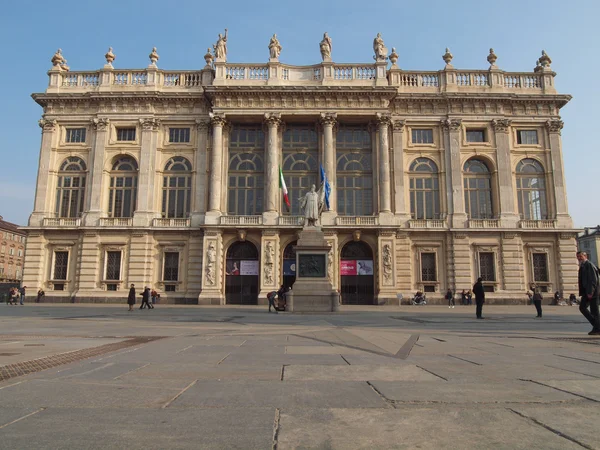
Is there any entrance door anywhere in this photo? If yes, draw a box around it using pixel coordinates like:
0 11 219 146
225 241 259 304
282 241 297 290
340 241 375 305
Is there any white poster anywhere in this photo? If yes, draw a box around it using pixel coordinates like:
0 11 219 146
357 260 374 275
240 260 259 276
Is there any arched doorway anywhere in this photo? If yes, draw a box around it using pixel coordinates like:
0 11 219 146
225 241 259 305
283 241 297 290
340 241 375 305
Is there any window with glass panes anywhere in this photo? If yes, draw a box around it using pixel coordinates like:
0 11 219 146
516 159 548 220
105 251 121 280
466 129 486 143
228 126 265 215
108 157 138 218
282 126 318 215
532 253 549 282
336 125 372 216
169 128 190 143
162 157 192 218
409 158 440 219
163 252 179 281
478 252 496 281
411 129 434 144
421 253 437 282
66 128 86 143
53 251 69 280
55 157 87 218
517 130 538 145
116 128 136 141
463 159 493 219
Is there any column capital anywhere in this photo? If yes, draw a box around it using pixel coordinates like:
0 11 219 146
90 117 110 131
441 118 462 132
376 112 392 127
392 120 405 132
209 112 227 127
319 112 337 127
139 117 161 131
38 118 58 132
546 119 564 135
492 118 512 133
195 118 210 131
263 112 283 128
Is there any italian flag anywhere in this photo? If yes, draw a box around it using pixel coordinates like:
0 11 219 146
279 166 290 212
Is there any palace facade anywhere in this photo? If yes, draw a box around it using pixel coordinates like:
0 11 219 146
23 40 578 304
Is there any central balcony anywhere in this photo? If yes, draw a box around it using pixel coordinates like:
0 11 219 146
335 216 379 226
219 215 263 226
152 218 190 227
408 219 447 229
468 219 499 228
99 217 132 227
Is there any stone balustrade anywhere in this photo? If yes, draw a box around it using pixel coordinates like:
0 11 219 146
335 216 379 226
219 215 263 225
278 216 304 226
408 219 447 229
468 219 500 228
152 218 190 227
519 219 557 229
99 217 133 227
42 218 81 227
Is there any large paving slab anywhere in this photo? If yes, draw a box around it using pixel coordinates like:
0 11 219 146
532 378 600 402
283 364 441 382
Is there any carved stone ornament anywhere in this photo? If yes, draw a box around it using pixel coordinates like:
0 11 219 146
149 47 159 66
319 112 337 127
319 32 332 62
91 117 110 131
204 48 214 67
205 241 217 286
264 112 282 128
545 119 564 134
353 230 361 242
209 112 227 127
487 48 498 68
492 119 511 133
51 49 69 70
442 48 453 67
327 246 334 281
140 117 161 131
392 120 405 132
533 59 542 73
268 34 282 60
539 50 552 68
237 229 247 242
382 243 393 284
105 47 116 66
389 47 399 67
213 29 228 61
38 118 58 131
441 118 462 131
373 33 388 62
376 112 392 127
195 118 210 131
263 241 275 286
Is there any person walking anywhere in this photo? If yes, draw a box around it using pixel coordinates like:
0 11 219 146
473 277 485 319
140 286 153 309
460 290 467 306
446 288 455 308
267 291 278 313
532 287 543 318
19 286 26 305
576 251 600 335
36 288 45 303
151 289 158 305
127 284 136 311
466 290 472 305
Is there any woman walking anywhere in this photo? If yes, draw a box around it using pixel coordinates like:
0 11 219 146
446 288 455 308
532 287 543 318
127 284 136 311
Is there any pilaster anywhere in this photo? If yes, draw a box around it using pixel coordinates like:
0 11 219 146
441 118 467 228
134 118 161 227
452 232 471 291
557 233 578 295
77 231 101 292
501 232 525 292
83 117 110 226
191 120 210 227
21 232 46 292
198 230 224 304
546 120 572 228
395 231 411 298
30 119 58 226
259 230 279 301
186 231 204 295
377 230 398 304
492 119 520 227
324 230 339 291
128 231 153 288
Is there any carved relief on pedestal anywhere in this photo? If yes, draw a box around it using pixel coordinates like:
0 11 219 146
327 247 333 281
205 241 217 286
91 117 110 131
263 241 275 286
382 243 394 285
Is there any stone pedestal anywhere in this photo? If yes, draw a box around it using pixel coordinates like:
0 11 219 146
287 227 339 313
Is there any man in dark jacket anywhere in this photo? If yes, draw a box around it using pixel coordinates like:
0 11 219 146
140 286 154 309
473 277 485 319
577 251 600 335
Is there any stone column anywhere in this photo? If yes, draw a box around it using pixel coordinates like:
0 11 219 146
441 118 467 228
376 113 393 223
320 112 337 220
492 119 520 228
264 113 282 224
206 113 227 223
29 119 58 226
191 119 210 227
134 118 161 227
392 120 410 225
546 120 573 228
83 117 110 226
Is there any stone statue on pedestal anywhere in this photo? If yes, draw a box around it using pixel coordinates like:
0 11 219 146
268 34 282 59
373 33 388 61
214 29 228 60
320 32 332 61
300 184 323 227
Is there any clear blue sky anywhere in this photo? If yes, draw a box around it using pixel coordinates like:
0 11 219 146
0 0 597 227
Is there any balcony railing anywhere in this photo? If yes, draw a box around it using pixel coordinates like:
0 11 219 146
408 219 447 229
152 218 190 227
219 215 263 225
468 219 499 228
278 216 304 226
99 218 132 227
519 219 557 229
335 216 379 226
42 218 81 227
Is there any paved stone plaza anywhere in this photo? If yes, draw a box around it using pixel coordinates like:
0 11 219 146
0 304 598 449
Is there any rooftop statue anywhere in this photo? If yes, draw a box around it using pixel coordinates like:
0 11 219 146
269 34 282 60
320 32 332 61
214 29 228 60
373 33 388 61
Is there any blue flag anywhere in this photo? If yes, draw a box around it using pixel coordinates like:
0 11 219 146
320 164 331 210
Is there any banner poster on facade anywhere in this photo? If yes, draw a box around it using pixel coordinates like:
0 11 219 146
340 260 357 276
283 259 296 276
240 260 259 276
357 260 374 275
226 260 240 276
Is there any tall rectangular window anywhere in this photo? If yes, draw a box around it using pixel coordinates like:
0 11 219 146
164 252 179 281
116 128 136 141
421 253 437 282
532 253 549 282
517 130 538 145
105 251 122 280
282 126 318 215
228 126 265 215
53 251 69 280
169 128 190 143
66 128 86 143
411 129 434 144
466 129 486 143
478 252 496 282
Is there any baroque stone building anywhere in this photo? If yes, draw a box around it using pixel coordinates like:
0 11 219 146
0 216 26 283
23 40 578 304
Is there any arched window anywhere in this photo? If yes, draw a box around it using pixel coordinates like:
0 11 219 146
409 158 440 219
463 159 493 219
162 156 192 218
108 156 138 218
336 125 372 216
55 157 87 218
228 126 264 215
282 126 318 215
516 158 548 220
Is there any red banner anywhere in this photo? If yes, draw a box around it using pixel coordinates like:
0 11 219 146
340 260 357 276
